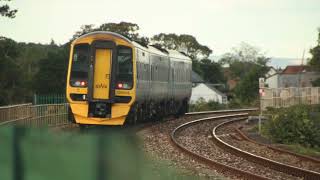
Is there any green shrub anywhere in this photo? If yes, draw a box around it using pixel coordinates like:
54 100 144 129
189 98 226 112
263 105 320 148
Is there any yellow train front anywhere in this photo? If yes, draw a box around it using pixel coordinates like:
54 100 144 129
66 31 192 125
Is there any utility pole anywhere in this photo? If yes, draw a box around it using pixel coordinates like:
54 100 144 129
259 78 265 133
298 49 305 104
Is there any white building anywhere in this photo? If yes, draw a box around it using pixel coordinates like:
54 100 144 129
265 67 281 88
190 83 228 104
190 71 228 104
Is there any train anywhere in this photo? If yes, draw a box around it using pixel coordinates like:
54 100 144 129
66 31 192 125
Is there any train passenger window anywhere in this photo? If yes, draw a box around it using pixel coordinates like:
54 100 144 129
70 43 90 87
116 46 133 89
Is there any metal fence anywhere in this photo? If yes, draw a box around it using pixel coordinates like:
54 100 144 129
33 94 67 105
0 103 70 127
261 87 320 110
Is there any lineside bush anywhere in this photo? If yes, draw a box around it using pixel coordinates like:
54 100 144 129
189 98 226 112
263 105 320 148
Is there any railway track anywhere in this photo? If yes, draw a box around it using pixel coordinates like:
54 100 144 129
213 118 320 180
170 112 320 180
52 108 258 133
185 108 258 116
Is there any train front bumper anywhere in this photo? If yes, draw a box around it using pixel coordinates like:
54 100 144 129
70 103 130 125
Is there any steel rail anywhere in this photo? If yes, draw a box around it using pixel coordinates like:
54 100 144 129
212 119 320 180
185 108 258 116
170 113 270 180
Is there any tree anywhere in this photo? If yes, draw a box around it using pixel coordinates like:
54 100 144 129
309 28 320 70
220 42 270 104
219 42 269 79
33 47 69 94
0 0 17 18
72 24 96 40
98 22 139 40
308 28 320 86
0 37 22 105
234 65 267 104
72 22 149 44
151 33 212 59
198 58 225 84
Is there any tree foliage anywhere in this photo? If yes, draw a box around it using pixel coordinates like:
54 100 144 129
72 22 149 44
33 47 69 94
233 65 268 104
151 33 212 59
195 58 225 84
263 105 320 148
0 37 64 105
0 37 22 104
308 28 320 86
0 0 17 18
309 28 320 70
220 42 269 78
220 43 270 104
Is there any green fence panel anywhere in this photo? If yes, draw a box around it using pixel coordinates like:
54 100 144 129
33 94 67 105
0 126 199 180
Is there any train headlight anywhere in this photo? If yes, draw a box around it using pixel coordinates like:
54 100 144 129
74 81 81 86
117 83 123 89
80 81 86 86
73 80 87 87
117 82 131 89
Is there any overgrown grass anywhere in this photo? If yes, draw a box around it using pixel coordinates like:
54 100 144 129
282 144 320 158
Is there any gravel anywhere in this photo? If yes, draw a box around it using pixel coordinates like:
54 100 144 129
137 114 230 180
137 115 298 179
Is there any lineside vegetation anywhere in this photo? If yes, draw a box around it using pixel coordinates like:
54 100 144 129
262 105 320 155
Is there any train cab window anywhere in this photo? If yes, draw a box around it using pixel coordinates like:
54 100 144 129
116 46 133 89
70 43 90 87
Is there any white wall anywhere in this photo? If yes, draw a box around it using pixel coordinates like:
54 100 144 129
266 74 279 88
190 83 226 104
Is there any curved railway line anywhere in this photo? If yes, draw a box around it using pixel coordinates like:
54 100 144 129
170 112 320 180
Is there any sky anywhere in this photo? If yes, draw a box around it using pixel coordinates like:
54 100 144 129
1 0 320 62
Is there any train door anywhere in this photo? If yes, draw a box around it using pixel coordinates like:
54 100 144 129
87 40 117 118
93 49 111 99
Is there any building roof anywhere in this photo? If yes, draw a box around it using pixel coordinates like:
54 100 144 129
281 65 308 74
192 71 205 83
193 83 226 97
206 84 227 97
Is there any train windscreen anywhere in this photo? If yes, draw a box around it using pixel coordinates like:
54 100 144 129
70 43 90 87
116 46 133 89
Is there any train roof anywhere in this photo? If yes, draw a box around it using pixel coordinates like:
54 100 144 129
132 41 191 61
74 31 132 44
75 31 191 61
